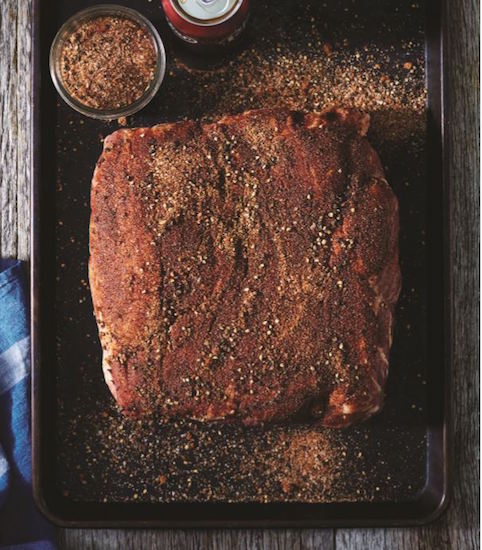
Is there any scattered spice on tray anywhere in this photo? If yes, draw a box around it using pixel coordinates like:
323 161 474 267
54 0 429 505
60 16 157 110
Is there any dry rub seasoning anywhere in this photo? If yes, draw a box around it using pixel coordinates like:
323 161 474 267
56 1 429 506
60 16 157 110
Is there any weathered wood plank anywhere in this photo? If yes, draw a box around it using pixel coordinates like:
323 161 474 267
336 530 435 550
0 0 19 258
335 0 480 548
57 529 334 550
16 0 31 261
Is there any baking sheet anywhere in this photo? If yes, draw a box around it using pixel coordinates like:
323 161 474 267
32 0 448 526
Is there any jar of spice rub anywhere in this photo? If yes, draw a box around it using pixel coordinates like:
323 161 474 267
50 5 166 119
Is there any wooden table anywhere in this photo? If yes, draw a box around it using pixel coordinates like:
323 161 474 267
0 1 478 548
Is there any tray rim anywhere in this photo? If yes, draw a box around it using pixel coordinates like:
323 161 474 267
30 0 451 528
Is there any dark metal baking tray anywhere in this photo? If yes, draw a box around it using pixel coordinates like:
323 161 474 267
31 0 450 527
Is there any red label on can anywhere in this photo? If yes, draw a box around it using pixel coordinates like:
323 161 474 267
162 0 250 45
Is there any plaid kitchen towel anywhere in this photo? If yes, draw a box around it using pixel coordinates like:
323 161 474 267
0 260 56 549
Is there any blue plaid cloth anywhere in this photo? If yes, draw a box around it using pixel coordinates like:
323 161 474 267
0 260 56 549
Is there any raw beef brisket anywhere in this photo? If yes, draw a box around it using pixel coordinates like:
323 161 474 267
89 107 400 427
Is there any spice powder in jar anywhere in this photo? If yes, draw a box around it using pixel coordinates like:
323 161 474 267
60 16 158 111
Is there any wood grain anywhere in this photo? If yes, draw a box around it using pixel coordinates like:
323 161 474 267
0 0 31 261
16 0 32 260
0 0 19 258
57 530 335 550
0 0 478 548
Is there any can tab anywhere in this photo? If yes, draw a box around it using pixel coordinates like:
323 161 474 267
179 0 237 21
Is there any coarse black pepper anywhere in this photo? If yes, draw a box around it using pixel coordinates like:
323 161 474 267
54 0 429 505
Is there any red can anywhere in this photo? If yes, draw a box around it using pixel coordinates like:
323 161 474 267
161 0 250 48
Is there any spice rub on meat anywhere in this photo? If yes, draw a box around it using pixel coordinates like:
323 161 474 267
89 107 401 428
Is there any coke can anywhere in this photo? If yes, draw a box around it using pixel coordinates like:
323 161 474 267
161 0 250 50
